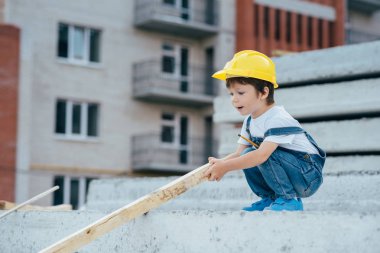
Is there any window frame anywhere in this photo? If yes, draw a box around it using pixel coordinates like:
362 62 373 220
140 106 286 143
53 175 96 210
161 42 191 90
57 22 101 66
55 99 100 141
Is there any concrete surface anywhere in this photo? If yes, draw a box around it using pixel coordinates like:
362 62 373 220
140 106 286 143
274 40 380 85
85 173 380 213
218 118 380 155
214 77 380 123
0 209 379 253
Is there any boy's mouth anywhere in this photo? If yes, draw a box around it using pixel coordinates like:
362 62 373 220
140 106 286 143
236 106 244 111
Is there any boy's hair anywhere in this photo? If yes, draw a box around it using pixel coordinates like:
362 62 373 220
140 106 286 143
226 77 275 105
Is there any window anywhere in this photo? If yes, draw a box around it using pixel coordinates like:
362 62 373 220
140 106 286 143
161 42 190 92
57 23 101 64
162 43 176 74
160 113 190 164
55 99 99 138
53 175 96 210
161 113 175 143
163 0 175 5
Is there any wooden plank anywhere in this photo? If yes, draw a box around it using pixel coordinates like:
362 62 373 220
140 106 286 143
0 186 59 219
39 163 210 253
0 201 72 211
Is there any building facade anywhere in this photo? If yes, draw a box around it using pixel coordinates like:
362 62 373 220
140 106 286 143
1 0 378 209
0 0 236 208
236 0 346 55
346 0 380 44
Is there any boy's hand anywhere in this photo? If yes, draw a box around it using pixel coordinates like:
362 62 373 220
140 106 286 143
204 157 228 182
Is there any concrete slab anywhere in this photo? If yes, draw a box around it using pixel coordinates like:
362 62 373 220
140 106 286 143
273 41 380 85
85 174 380 213
214 77 380 123
218 118 380 155
0 210 379 253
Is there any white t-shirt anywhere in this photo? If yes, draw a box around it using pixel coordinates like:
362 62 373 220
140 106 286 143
238 105 319 154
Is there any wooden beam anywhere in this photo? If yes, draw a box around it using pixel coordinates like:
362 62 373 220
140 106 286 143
39 163 210 253
0 200 72 211
0 186 59 219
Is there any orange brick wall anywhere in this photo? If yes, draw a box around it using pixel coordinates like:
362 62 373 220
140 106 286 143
236 0 346 55
0 25 20 202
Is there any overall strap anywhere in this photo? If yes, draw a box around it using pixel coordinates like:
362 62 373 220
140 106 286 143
264 126 326 159
246 116 252 141
245 116 264 147
264 127 305 138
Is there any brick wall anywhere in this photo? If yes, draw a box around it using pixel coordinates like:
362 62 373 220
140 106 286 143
235 0 346 55
0 25 20 201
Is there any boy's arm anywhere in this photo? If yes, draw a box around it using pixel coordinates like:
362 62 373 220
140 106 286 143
224 141 278 171
217 144 248 161
205 141 278 181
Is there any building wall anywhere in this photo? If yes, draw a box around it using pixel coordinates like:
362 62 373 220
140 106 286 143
2 0 235 204
0 24 19 201
236 0 345 55
347 9 380 43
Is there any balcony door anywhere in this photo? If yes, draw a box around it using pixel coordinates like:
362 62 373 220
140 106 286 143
162 0 190 21
161 43 189 93
160 113 189 164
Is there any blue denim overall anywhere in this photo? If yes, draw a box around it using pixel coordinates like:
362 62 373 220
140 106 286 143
242 116 326 199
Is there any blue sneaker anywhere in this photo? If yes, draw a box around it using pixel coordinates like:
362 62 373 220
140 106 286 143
242 198 274 211
264 197 303 211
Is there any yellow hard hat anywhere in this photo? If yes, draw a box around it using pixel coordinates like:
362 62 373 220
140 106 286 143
212 50 279 88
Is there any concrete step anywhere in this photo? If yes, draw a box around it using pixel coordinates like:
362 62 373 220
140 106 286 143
0 209 378 253
274 40 380 86
214 77 380 123
219 118 380 155
86 174 380 213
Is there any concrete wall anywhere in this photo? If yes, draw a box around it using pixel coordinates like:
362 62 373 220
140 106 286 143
85 173 380 213
0 205 379 252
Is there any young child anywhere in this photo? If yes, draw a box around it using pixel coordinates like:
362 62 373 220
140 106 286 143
204 50 326 211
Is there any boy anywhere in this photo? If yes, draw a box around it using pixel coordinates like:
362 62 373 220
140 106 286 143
204 50 326 211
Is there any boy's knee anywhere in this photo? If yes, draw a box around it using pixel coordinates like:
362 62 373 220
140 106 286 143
240 147 256 156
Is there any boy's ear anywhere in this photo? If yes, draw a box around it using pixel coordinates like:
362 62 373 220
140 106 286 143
261 87 269 100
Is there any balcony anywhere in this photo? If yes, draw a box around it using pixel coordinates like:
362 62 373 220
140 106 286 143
348 0 380 13
346 27 380 44
131 134 218 173
134 0 219 38
132 59 218 107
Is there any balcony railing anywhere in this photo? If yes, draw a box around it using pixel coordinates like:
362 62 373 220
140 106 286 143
132 59 219 106
134 0 219 38
348 0 380 13
131 134 218 172
346 27 380 44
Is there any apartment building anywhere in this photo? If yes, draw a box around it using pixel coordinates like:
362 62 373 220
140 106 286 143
236 0 345 55
0 0 236 209
346 0 380 43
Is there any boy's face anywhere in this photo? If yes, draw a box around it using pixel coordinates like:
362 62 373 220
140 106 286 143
228 81 267 116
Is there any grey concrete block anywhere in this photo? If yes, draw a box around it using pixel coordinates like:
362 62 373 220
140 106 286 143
0 210 379 253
